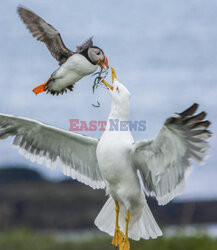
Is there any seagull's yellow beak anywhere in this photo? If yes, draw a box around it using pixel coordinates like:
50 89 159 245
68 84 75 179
111 66 117 83
102 66 117 91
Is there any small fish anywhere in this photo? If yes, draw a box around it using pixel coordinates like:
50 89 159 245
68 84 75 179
92 67 109 94
91 67 109 108
92 101 101 108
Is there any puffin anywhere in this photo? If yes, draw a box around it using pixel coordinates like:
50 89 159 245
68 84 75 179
17 6 109 96
0 67 211 250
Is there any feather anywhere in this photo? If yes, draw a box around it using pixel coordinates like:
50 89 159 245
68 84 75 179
18 5 73 65
132 103 211 205
0 113 105 189
76 37 93 53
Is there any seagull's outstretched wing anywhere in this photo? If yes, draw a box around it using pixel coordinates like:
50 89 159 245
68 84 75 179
132 104 211 205
0 113 105 189
18 6 73 65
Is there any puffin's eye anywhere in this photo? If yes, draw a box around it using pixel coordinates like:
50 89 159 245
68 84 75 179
97 51 100 55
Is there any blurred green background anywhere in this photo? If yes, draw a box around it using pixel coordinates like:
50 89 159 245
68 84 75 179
0 167 216 249
0 229 216 250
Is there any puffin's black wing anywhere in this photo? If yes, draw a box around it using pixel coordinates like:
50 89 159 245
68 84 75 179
76 37 93 53
18 6 73 65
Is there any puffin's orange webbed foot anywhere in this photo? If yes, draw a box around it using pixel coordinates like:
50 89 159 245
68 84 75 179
33 78 51 95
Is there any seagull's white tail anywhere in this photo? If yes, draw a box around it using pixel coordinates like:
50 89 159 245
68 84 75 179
94 196 162 241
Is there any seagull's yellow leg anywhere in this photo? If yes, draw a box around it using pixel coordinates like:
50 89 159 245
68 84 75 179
112 201 124 247
119 210 130 250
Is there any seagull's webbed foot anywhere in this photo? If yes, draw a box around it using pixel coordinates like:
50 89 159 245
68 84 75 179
112 201 124 247
119 210 130 250
112 226 124 247
119 237 130 250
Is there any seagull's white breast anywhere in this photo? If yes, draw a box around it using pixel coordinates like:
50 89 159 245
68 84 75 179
96 130 142 206
97 131 135 184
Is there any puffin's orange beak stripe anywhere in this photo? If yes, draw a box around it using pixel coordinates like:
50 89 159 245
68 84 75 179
97 55 109 69
104 55 109 68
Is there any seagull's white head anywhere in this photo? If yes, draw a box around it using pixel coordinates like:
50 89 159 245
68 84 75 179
102 67 131 119
110 78 131 105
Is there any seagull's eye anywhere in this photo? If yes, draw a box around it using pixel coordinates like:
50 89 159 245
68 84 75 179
116 87 119 92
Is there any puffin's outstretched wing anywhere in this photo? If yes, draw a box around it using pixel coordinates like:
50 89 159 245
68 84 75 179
132 103 211 205
18 6 73 65
76 37 93 53
0 113 105 189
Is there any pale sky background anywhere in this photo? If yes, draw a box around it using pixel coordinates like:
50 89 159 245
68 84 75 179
0 0 216 200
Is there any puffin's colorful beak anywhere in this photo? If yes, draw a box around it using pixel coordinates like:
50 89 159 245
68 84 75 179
97 55 109 69
104 55 109 68
102 66 117 91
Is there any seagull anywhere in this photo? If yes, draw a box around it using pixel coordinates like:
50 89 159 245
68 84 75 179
17 6 109 96
0 67 211 249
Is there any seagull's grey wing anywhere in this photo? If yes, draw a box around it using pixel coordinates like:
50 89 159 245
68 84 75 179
0 113 105 189
18 6 73 65
132 104 211 205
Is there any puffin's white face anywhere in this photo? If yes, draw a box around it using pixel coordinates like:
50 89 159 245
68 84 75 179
88 47 108 69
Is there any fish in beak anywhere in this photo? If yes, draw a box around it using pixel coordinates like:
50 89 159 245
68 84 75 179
102 66 117 90
97 55 109 69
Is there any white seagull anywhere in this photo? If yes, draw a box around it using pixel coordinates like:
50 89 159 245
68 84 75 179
0 67 211 249
18 6 108 96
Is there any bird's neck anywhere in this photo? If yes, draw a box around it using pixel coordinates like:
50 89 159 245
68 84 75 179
79 48 95 65
104 101 132 134
108 101 130 121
